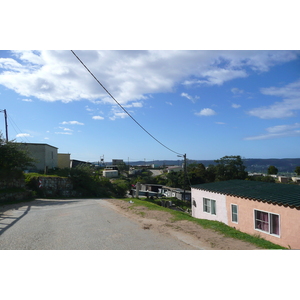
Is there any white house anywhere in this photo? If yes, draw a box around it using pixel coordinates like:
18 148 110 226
191 186 228 223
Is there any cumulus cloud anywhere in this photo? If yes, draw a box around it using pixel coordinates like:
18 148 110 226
195 108 216 116
245 123 300 140
61 121 84 125
248 79 300 119
92 116 104 120
0 50 298 108
22 98 33 102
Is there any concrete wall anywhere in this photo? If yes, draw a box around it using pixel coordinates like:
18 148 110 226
226 195 300 249
191 188 228 223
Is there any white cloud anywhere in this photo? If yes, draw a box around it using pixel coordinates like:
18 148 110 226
195 108 216 116
92 116 104 120
22 98 33 102
232 103 241 108
248 79 300 119
61 121 84 125
16 133 32 138
166 102 173 106
245 123 300 140
109 107 129 120
59 127 73 131
231 87 244 94
55 132 72 135
0 50 298 107
181 92 199 103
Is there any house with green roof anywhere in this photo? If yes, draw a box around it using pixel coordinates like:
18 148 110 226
191 180 300 249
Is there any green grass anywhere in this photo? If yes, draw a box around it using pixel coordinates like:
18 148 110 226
120 198 287 249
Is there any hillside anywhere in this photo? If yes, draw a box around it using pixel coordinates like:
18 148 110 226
128 158 300 173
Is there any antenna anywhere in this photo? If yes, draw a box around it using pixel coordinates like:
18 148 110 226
0 109 8 142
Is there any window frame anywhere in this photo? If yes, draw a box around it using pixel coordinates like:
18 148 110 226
231 204 238 224
254 209 280 237
203 198 216 215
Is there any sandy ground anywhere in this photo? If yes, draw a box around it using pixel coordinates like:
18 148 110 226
106 199 262 250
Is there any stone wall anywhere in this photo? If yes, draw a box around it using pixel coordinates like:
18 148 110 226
0 190 33 204
0 179 25 190
37 176 75 197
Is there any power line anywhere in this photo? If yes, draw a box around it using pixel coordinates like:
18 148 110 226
70 50 183 156
7 114 31 143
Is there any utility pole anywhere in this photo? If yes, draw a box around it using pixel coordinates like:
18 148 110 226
178 153 187 201
0 109 8 142
183 153 187 201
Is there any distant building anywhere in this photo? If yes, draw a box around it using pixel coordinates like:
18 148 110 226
166 166 182 173
103 169 118 178
70 159 92 168
112 159 123 165
58 153 71 169
19 143 58 172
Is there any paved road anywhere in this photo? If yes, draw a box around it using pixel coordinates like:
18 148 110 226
0 199 197 250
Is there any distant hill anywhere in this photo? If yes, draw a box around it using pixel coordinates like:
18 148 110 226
127 158 300 173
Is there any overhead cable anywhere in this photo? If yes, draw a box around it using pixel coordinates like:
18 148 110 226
70 50 183 156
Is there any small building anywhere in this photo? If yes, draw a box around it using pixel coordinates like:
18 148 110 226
70 159 92 168
277 176 289 183
112 159 123 165
19 143 58 172
159 186 191 201
103 169 118 178
57 153 71 169
191 180 300 249
166 166 182 173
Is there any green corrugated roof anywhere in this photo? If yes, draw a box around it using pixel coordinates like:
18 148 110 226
191 180 300 208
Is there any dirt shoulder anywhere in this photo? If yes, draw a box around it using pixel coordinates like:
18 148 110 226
106 199 262 250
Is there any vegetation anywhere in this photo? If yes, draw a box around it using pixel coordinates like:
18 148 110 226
0 133 35 180
24 165 130 198
268 165 279 175
295 166 300 175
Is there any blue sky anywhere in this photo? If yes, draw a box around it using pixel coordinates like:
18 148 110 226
1 50 300 163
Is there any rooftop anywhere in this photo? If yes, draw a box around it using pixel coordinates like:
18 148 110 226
191 180 300 208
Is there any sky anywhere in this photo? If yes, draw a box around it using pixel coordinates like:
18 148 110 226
0 50 300 163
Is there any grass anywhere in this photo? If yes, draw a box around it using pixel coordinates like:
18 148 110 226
121 197 287 250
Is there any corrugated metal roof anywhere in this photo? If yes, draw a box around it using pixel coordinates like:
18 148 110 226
191 180 300 208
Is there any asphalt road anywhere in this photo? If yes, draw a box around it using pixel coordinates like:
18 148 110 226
0 198 197 250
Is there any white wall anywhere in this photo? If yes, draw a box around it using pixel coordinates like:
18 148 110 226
191 188 228 224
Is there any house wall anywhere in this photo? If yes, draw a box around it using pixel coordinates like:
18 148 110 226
191 188 228 223
58 153 71 169
103 170 118 178
226 195 300 249
24 144 58 171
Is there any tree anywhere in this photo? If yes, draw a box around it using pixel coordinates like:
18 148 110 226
295 166 300 175
0 133 35 179
214 155 248 181
267 165 278 175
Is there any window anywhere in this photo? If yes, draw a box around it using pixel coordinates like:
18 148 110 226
203 198 216 215
231 204 238 223
254 210 280 236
